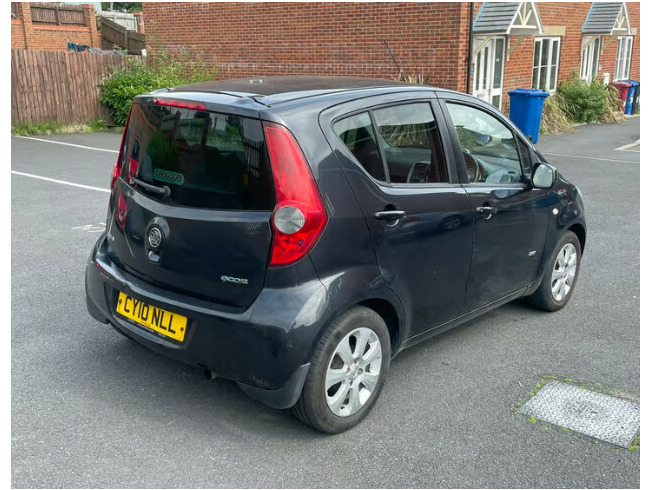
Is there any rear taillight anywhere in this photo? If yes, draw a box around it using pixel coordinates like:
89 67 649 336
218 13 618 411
153 98 206 110
263 122 328 267
111 109 132 190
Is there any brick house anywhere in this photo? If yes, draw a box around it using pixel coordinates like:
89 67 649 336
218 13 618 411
142 2 639 112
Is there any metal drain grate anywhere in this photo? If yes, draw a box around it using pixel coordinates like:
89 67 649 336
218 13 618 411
519 381 640 448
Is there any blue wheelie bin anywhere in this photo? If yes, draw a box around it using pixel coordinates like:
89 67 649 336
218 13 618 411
624 80 639 115
507 89 550 143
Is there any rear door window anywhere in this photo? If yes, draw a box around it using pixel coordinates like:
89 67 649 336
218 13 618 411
333 112 386 181
122 101 275 210
333 102 449 184
373 103 449 184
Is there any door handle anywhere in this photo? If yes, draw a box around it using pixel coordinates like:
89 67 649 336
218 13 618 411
374 210 406 221
476 206 496 218
374 210 406 227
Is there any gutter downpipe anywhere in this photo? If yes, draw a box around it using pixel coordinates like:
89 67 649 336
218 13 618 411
466 2 474 94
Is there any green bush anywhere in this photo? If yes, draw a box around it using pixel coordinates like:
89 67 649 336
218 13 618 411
558 77 611 123
99 53 218 126
539 73 625 133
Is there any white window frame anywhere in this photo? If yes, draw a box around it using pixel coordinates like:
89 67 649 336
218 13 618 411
472 36 506 111
614 36 633 81
580 37 601 83
532 37 561 93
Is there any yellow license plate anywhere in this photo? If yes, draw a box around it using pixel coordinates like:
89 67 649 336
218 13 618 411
116 292 188 342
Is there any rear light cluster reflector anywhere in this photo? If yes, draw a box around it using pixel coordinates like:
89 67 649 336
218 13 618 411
273 205 306 234
263 122 328 267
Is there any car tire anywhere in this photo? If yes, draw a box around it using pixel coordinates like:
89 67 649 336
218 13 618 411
528 231 582 312
291 306 391 434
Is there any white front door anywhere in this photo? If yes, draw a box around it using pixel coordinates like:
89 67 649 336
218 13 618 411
473 37 506 110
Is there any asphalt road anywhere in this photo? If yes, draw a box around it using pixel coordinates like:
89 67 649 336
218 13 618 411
11 118 640 488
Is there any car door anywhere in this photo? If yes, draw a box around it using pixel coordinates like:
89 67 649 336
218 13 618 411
439 94 551 312
321 94 474 337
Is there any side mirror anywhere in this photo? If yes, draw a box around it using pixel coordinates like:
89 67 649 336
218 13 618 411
531 162 556 189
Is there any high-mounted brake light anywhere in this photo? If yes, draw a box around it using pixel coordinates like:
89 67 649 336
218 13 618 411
111 109 132 190
152 98 206 111
263 122 328 267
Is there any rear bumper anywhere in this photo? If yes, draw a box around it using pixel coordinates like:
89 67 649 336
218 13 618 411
85 234 326 409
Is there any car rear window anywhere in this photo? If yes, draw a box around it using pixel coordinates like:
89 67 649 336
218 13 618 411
121 101 275 210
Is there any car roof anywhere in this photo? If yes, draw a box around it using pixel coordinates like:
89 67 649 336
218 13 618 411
168 76 432 107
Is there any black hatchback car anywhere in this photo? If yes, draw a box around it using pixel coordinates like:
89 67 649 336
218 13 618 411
86 77 586 433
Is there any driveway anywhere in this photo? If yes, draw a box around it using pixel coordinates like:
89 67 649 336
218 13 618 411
11 118 640 488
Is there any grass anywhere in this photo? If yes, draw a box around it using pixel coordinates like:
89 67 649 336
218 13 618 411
88 119 108 132
11 119 116 136
11 122 66 136
540 94 575 134
398 71 431 85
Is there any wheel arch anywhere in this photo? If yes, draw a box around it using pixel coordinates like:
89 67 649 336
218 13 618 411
568 223 586 253
308 267 406 360
357 298 402 356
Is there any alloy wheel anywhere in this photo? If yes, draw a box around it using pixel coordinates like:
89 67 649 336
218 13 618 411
325 327 383 417
551 243 578 302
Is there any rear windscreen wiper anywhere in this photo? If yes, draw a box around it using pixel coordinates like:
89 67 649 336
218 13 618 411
129 177 171 197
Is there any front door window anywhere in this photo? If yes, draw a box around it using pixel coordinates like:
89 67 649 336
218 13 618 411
446 103 524 184
473 37 506 111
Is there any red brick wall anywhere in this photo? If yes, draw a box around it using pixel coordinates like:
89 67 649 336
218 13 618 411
28 25 96 51
536 2 591 82
143 2 468 90
11 21 26 49
10 3 98 52
143 1 640 98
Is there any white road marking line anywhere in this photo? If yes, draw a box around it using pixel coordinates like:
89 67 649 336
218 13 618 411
71 223 105 232
543 152 639 164
72 224 105 233
14 135 119 153
615 140 640 151
11 170 110 193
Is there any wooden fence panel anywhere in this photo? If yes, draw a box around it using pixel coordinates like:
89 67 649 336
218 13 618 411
11 49 137 126
98 11 138 32
30 3 86 26
11 2 20 20
127 32 146 55
100 16 128 51
100 16 145 55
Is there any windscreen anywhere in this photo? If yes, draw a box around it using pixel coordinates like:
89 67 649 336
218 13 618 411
121 101 275 210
